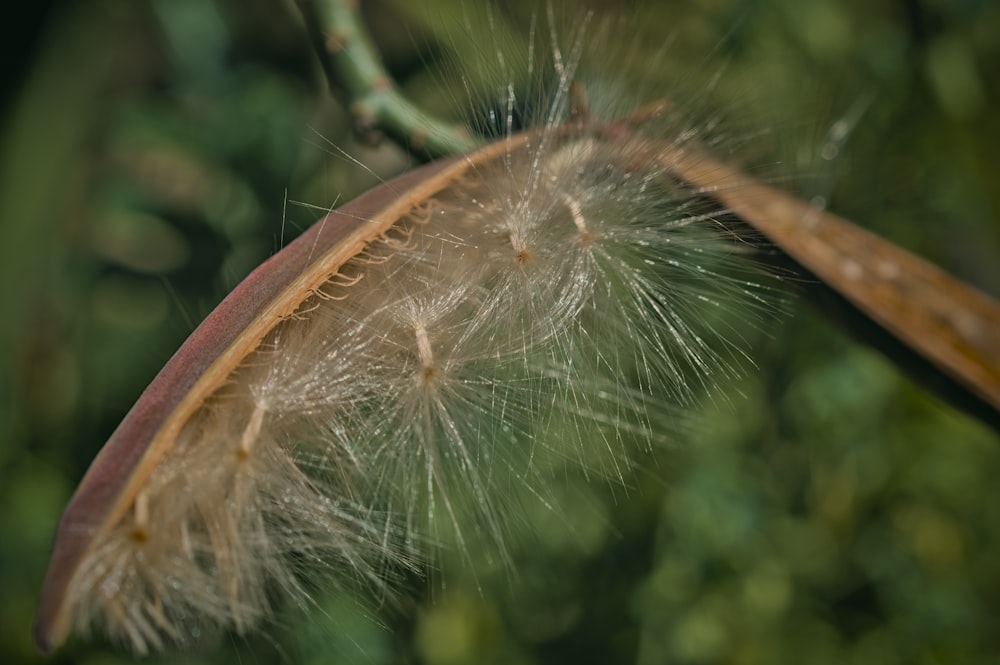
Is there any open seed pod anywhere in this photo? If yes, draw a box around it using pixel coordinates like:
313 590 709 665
35 88 781 652
33 2 1000 657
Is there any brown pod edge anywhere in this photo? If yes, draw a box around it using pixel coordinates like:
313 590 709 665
32 139 527 652
663 146 1000 426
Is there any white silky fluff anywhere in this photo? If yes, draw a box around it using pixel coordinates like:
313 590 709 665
66 10 775 654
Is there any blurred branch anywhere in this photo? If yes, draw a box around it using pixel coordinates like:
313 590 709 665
301 0 478 158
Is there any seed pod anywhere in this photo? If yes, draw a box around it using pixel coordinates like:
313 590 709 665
659 144 1000 428
35 94 772 652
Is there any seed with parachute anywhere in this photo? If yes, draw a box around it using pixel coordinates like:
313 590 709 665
34 21 771 657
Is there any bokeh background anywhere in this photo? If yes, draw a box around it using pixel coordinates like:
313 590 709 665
2 0 999 663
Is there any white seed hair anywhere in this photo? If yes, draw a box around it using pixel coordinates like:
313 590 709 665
61 9 775 653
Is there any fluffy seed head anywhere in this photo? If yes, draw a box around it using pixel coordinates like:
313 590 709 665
35 7 775 654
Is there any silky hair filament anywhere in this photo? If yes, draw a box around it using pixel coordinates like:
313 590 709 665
35 7 778 655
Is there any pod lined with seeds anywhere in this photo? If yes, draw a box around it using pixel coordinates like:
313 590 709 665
35 91 770 651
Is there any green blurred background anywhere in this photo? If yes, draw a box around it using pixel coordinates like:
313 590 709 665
2 0 999 663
